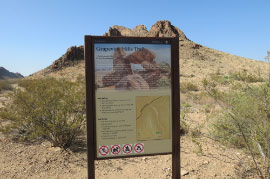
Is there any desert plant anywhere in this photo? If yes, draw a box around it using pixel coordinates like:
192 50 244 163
204 75 270 178
180 82 199 93
0 80 13 92
0 78 86 149
232 70 265 83
209 72 233 85
180 111 189 135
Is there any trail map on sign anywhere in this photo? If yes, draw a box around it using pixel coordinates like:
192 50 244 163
136 96 171 141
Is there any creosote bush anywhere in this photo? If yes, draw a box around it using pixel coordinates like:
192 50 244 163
204 75 270 178
0 80 13 92
232 70 264 83
180 82 199 93
0 77 85 149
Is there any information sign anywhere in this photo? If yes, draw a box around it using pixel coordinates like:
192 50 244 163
85 36 180 178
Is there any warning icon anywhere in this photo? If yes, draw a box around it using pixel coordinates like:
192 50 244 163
122 144 132 154
134 143 144 153
98 145 109 156
111 144 121 155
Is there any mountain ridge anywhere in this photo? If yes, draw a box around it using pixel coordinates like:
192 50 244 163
0 67 24 80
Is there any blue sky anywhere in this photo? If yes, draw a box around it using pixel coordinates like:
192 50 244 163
0 0 270 76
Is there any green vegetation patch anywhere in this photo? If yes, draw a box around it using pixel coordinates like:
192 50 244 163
0 77 85 149
231 70 264 83
0 80 14 92
204 75 270 178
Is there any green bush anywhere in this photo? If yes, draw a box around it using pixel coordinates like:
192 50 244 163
0 78 85 149
180 111 189 135
210 84 270 151
180 82 199 93
0 80 13 92
205 78 270 178
209 73 233 85
232 70 264 83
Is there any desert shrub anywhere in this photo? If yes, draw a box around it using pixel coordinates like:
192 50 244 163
0 80 13 92
208 70 264 87
0 78 85 149
180 119 189 136
180 82 199 93
180 102 191 135
210 73 233 85
180 109 189 135
210 84 270 150
204 77 270 178
232 70 264 83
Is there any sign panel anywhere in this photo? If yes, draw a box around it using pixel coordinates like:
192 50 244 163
85 36 180 178
93 39 172 158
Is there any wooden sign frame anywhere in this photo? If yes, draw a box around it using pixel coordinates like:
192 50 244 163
85 36 180 178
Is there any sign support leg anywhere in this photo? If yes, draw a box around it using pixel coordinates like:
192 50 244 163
172 37 180 179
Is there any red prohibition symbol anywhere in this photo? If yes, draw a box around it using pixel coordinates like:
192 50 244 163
122 144 132 154
111 144 121 155
134 143 144 153
99 145 109 156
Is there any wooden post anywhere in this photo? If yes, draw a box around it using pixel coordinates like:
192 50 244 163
171 37 180 179
85 36 95 179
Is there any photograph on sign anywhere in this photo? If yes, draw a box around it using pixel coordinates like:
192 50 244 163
94 40 172 158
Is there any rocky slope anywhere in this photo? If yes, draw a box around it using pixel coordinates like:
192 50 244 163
37 20 189 73
0 67 23 80
33 20 268 84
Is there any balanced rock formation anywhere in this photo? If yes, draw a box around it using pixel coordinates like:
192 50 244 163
102 47 162 89
115 74 149 90
126 48 156 64
102 48 133 87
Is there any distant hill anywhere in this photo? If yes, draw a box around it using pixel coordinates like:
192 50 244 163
0 67 24 80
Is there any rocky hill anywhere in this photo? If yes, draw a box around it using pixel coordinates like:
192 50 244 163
42 20 188 72
0 67 24 80
33 20 268 84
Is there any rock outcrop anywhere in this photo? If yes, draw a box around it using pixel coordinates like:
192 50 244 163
105 20 188 41
48 20 188 72
147 20 187 40
51 46 84 70
0 67 24 80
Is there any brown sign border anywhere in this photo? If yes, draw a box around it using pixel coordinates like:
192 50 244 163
85 36 180 178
